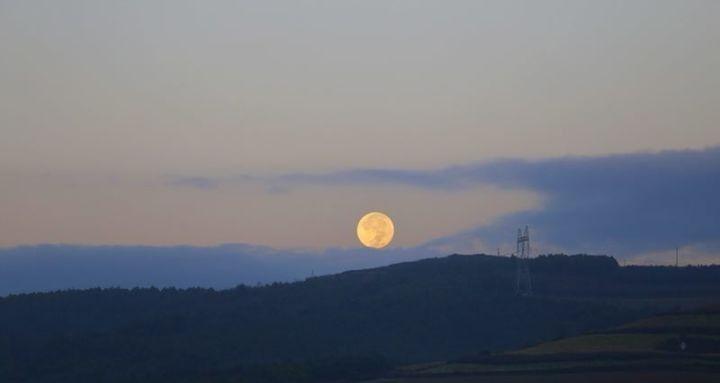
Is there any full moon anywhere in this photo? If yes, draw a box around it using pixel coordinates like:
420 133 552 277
356 211 395 249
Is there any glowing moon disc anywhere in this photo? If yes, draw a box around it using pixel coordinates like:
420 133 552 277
357 211 395 249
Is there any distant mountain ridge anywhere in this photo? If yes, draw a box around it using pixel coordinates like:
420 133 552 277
1 253 719 382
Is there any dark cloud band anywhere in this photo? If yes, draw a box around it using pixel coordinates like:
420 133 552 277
171 146 720 256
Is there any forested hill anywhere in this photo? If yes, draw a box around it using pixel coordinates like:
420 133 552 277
1 254 719 383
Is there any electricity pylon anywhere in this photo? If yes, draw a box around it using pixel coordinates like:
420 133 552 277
515 226 533 296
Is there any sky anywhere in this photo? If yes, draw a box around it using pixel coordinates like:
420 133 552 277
1 0 719 288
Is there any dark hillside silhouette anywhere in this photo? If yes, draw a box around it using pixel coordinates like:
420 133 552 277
1 254 719 382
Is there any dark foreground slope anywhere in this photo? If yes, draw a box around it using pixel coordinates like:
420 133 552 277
1 254 719 382
387 306 720 383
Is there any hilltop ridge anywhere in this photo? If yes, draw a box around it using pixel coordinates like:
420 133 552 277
1 253 719 382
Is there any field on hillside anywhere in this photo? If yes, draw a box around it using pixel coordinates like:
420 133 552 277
371 371 720 383
383 308 720 382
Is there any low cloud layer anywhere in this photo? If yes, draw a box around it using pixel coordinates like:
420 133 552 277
2 147 717 295
0 244 439 296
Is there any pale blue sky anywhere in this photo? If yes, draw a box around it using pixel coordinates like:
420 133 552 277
0 1 718 258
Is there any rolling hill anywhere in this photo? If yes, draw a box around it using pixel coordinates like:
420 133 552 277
1 253 719 382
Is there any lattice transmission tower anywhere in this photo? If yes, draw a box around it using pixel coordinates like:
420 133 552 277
515 226 533 296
